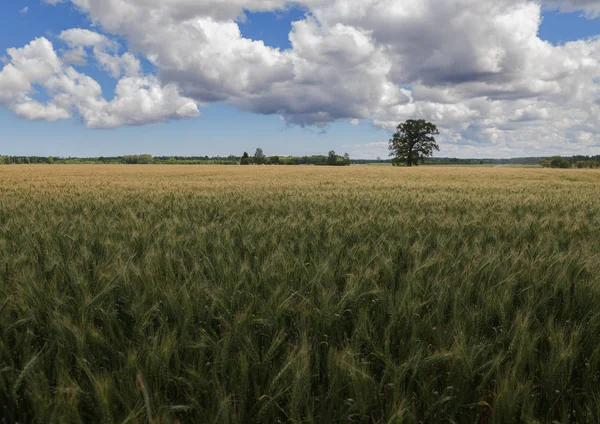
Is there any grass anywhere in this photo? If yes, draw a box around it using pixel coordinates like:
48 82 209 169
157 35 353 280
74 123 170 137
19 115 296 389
1 165 600 423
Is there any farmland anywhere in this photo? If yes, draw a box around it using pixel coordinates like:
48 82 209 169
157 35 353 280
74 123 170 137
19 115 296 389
1 165 600 423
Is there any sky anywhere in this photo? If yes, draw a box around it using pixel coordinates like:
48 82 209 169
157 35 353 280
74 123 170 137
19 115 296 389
0 1 599 159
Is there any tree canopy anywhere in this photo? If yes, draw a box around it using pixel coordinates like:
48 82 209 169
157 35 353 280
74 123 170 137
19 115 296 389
389 119 439 166
240 152 251 165
327 151 337 166
254 148 266 165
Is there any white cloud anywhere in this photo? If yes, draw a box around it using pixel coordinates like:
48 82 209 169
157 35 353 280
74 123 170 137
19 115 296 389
0 64 32 104
19 7 29 15
7 37 62 82
60 45 88 66
59 28 111 47
81 76 201 129
59 28 141 78
93 49 140 78
0 37 199 128
13 101 71 121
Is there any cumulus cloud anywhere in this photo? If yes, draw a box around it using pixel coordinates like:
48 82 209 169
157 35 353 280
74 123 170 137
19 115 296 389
1 0 599 155
81 76 201 128
0 64 30 98
59 28 111 47
0 37 199 128
13 101 72 121
59 28 141 77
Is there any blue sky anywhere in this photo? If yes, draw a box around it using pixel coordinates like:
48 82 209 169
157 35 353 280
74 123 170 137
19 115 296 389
0 1 599 158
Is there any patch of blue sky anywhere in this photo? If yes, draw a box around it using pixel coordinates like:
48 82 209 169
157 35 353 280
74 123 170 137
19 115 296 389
238 7 309 50
0 101 386 158
0 1 84 52
539 11 600 45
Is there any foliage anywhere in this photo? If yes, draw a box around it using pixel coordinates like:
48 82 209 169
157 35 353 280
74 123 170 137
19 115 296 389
325 151 350 166
327 150 338 166
1 165 600 423
122 154 154 164
240 152 251 165
539 159 551 168
254 148 266 165
573 161 598 169
549 156 572 169
389 119 440 166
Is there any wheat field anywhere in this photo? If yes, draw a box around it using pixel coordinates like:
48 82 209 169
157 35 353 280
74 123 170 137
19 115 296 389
1 165 600 423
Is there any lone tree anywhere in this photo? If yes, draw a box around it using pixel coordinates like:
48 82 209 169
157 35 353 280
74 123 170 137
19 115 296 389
389 119 439 166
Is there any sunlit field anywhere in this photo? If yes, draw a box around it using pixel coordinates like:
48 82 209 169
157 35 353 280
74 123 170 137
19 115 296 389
1 165 600 423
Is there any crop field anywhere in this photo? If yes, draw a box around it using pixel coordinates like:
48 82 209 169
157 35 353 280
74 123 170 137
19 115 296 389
1 165 600 423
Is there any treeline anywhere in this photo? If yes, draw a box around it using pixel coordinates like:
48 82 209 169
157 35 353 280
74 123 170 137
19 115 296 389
425 157 555 165
0 150 352 166
350 157 551 165
424 156 600 167
0 155 240 165
3 154 600 167
539 156 600 169
240 149 350 166
425 157 528 165
124 155 239 165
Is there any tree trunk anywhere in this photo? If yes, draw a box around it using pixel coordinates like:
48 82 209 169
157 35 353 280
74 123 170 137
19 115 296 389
406 146 415 167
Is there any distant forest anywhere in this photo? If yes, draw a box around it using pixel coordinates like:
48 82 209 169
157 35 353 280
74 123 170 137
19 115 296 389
1 154 600 167
0 153 350 166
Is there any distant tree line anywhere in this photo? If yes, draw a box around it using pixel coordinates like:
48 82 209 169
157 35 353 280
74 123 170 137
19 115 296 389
349 156 600 166
392 156 600 167
3 153 600 168
0 155 240 165
424 157 534 165
240 149 350 166
0 150 352 166
539 156 600 169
